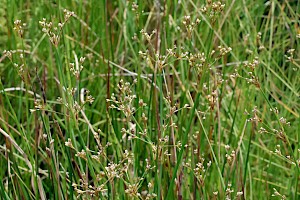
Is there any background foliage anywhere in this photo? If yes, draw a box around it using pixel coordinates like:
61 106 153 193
0 0 299 199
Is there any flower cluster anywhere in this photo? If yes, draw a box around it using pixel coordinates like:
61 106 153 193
13 20 26 38
182 15 201 38
69 56 85 79
39 9 74 47
200 1 225 21
107 79 139 119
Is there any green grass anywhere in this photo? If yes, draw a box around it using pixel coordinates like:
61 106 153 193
0 0 299 199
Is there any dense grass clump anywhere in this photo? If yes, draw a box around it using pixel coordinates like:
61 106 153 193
0 0 299 199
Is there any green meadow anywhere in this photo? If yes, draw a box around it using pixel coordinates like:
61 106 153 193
0 0 299 199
